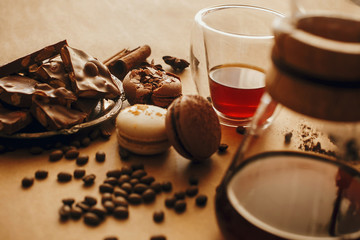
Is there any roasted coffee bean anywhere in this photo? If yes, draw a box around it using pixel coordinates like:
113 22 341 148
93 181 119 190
35 170 48 180
129 178 139 186
119 147 130 160
65 149 79 160
104 236 118 240
95 151 106 162
150 235 167 240
101 192 113 204
76 202 90 212
188 176 199 186
174 200 186 213
84 196 97 206
106 169 122 179
140 176 155 185
120 165 133 175
113 196 128 207
131 162 144 171
89 129 100 140
218 143 229 152
128 193 142 205
113 188 129 199
70 206 83 220
236 126 247 135
174 191 186 200
104 177 118 186
120 182 132 194
164 197 176 208
118 174 131 185
70 140 81 148
59 205 71 221
57 172 72 182
150 182 162 193
62 198 75 206
81 137 91 147
49 149 63 162
82 174 96 186
185 186 199 197
76 154 89 166
83 212 101 226
195 194 208 207
29 146 43 155
153 210 164 223
21 177 34 188
131 169 147 179
99 183 114 193
103 200 115 213
161 181 172 192
133 183 148 194
113 206 129 219
74 169 86 179
142 189 156 203
61 145 72 153
90 206 107 220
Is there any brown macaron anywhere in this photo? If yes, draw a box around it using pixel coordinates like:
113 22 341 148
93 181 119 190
165 95 221 161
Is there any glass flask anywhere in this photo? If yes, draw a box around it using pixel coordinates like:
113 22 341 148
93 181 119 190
215 2 360 239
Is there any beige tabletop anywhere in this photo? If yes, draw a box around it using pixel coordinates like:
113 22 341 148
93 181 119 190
0 1 291 240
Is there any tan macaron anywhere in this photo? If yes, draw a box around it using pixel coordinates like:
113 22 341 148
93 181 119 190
165 95 221 161
115 104 170 155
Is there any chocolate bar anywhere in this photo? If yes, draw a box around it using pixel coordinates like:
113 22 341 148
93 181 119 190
60 45 121 99
0 40 67 78
0 105 32 135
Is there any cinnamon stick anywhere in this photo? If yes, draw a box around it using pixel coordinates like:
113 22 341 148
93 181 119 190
103 45 151 80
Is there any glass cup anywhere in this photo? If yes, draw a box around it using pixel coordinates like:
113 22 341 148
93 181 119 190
190 5 284 127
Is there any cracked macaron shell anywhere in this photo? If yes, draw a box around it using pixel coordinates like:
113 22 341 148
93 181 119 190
165 95 221 161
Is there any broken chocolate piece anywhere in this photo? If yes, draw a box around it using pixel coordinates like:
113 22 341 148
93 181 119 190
0 40 67 78
0 106 32 135
60 45 120 99
162 56 190 72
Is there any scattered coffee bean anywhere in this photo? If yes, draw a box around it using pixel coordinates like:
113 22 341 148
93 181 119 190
142 189 156 203
104 236 118 240
57 172 72 182
21 177 34 188
70 206 83 220
188 176 199 186
62 145 72 154
74 169 86 179
174 191 186 200
285 132 293 144
49 149 63 162
29 146 43 155
84 196 97 207
133 183 148 194
65 149 79 160
90 206 107 220
76 154 89 166
131 162 144 171
76 202 90 212
164 197 177 208
150 235 167 240
236 126 247 135
84 212 101 226
129 178 139 186
113 188 129 199
59 205 71 221
150 182 162 193
62 198 75 206
195 194 208 207
99 183 114 193
153 210 164 223
89 129 100 140
106 169 122 179
113 196 128 207
218 143 229 153
174 200 186 213
128 193 142 205
95 151 106 162
35 170 48 180
131 169 147 179
104 177 118 186
103 200 115 213
120 165 133 175
113 206 129 219
82 174 96 186
119 147 130 160
161 181 172 192
81 137 91 147
118 174 131 185
140 176 155 185
70 140 81 148
101 192 113 204
185 186 199 197
120 182 132 194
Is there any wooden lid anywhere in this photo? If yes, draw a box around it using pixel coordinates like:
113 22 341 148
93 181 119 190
266 16 360 121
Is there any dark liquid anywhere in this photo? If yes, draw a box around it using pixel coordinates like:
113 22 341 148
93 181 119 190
215 151 360 240
209 64 265 119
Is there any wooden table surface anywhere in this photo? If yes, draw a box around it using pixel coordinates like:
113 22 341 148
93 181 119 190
0 1 297 239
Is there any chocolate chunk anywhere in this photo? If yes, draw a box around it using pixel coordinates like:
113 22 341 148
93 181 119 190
49 149 63 162
162 55 190 71
153 210 164 223
0 107 32 135
95 151 106 162
21 177 34 188
74 169 86 179
113 206 129 219
57 172 72 182
35 170 48 180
